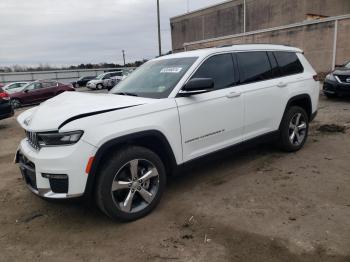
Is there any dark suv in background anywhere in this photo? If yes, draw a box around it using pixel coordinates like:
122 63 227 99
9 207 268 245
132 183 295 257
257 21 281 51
10 80 75 108
0 87 14 120
323 61 350 97
71 76 96 88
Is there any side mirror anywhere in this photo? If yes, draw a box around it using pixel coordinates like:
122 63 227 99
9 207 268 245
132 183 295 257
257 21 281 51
24 89 29 93
179 78 214 96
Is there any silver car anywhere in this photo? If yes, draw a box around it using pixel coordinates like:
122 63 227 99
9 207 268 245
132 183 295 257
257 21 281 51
86 71 123 90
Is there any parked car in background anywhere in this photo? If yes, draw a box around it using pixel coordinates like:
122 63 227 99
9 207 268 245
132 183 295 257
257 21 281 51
323 61 350 98
71 76 96 88
2 82 29 94
104 76 123 91
10 80 75 108
0 87 14 120
86 71 123 90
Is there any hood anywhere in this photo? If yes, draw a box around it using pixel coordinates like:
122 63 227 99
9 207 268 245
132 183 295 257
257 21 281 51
17 91 154 131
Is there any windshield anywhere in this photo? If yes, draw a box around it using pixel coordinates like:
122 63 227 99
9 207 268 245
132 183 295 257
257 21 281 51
95 73 105 80
345 62 350 69
110 57 198 98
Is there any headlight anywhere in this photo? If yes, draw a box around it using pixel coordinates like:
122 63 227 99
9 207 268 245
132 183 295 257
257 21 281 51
325 73 336 81
38 130 83 146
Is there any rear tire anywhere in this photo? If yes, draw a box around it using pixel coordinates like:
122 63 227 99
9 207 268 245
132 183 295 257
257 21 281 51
279 106 309 152
95 146 166 221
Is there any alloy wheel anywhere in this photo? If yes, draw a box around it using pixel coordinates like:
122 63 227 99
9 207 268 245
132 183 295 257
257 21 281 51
111 159 160 213
288 112 307 146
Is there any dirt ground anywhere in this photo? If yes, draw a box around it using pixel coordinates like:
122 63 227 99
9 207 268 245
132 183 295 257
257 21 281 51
0 94 350 262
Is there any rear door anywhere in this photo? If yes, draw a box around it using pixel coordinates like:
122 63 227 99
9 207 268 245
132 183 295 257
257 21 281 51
176 53 244 162
236 51 286 140
41 81 58 99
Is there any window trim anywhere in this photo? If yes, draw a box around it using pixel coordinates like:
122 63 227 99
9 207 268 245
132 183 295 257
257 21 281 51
177 52 238 97
235 51 275 86
272 51 304 77
234 51 305 86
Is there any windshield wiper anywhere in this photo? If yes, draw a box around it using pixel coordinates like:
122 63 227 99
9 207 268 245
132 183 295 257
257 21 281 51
115 92 138 97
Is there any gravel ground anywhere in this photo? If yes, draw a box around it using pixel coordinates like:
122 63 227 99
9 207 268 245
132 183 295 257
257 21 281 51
0 94 350 262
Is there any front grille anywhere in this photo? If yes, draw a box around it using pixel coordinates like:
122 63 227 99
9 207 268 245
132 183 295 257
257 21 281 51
335 75 350 83
25 131 41 150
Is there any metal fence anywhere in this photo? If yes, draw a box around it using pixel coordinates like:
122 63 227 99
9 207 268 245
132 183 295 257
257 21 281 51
0 67 134 84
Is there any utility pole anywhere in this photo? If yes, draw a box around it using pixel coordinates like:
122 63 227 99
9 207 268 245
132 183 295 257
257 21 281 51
243 0 246 33
157 0 162 56
122 50 126 66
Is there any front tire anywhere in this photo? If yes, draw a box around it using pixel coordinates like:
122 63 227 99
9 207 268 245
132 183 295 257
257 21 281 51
95 146 166 221
279 106 309 152
96 84 103 90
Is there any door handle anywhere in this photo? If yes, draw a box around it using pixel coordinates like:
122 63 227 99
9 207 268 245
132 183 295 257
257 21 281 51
226 92 241 98
277 82 287 88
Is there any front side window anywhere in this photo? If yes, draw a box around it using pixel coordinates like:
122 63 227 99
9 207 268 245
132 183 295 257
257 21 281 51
111 57 197 98
237 52 273 84
42 81 56 88
273 51 304 76
191 53 236 90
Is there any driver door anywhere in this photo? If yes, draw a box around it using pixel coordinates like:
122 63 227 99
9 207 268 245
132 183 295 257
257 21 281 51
175 53 244 162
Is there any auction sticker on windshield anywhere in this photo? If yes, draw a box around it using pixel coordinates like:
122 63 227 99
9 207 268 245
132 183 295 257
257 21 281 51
160 67 182 73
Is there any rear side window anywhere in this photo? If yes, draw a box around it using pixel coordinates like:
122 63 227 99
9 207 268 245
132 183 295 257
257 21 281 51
236 52 273 84
191 53 236 90
273 52 304 76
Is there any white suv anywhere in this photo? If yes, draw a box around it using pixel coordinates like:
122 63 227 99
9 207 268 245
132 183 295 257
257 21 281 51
16 45 319 221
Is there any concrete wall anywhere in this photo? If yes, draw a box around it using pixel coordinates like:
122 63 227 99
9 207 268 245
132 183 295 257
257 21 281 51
171 1 244 52
170 0 350 51
184 17 350 73
336 18 350 65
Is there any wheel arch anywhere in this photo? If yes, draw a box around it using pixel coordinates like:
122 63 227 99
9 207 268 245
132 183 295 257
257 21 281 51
279 94 312 129
84 130 178 196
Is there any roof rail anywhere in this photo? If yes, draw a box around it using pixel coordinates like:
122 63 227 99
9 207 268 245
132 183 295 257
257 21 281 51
216 43 292 48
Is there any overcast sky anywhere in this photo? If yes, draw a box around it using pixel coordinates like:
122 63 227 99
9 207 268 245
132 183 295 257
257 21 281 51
0 0 223 67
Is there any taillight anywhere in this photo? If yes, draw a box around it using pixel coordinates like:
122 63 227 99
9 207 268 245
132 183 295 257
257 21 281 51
0 92 10 100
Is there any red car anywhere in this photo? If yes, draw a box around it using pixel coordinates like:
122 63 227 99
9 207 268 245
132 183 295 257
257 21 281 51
10 80 75 108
